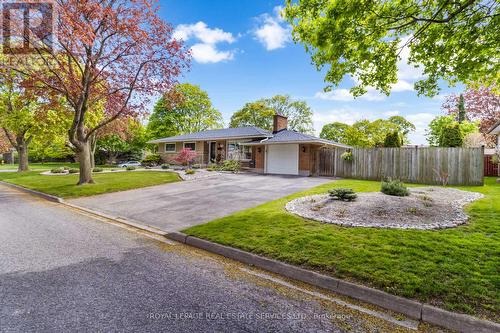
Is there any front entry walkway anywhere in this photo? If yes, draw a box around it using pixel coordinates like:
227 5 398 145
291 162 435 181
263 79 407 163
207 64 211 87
68 173 332 231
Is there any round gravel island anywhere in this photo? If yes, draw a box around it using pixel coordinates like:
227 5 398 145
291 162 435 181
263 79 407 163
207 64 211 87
285 187 484 230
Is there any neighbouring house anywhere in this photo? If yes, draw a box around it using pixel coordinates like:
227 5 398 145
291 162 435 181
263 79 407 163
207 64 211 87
488 120 500 150
485 120 500 176
148 114 349 176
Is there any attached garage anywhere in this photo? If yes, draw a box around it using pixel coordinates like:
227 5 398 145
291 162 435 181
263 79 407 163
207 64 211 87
265 144 299 175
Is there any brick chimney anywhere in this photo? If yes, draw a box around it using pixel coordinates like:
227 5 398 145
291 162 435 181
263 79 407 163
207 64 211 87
273 114 288 133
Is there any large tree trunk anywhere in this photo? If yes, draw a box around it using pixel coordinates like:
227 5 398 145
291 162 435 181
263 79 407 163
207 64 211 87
89 132 97 169
17 141 29 172
16 135 31 172
76 141 94 184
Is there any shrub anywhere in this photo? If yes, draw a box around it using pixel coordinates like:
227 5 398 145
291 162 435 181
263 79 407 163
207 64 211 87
68 168 79 174
329 188 357 201
63 166 70 171
93 168 103 172
219 160 240 172
384 131 402 147
341 151 353 162
50 168 65 174
141 153 162 167
185 169 196 175
126 166 136 171
439 124 463 147
174 148 198 167
381 179 410 196
161 163 170 169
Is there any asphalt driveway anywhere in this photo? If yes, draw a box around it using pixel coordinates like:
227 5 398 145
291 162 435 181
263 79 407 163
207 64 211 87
69 173 332 231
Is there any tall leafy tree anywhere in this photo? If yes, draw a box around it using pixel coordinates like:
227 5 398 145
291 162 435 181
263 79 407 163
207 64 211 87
7 0 190 184
147 83 223 139
284 0 499 97
320 117 415 147
427 115 478 146
230 95 314 133
229 101 275 130
442 86 500 132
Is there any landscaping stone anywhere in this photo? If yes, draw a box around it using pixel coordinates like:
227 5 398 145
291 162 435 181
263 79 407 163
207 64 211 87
285 187 484 230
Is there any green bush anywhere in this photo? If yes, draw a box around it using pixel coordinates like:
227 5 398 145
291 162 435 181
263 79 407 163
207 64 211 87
381 179 410 196
185 169 196 175
126 166 136 171
341 151 353 162
161 164 170 169
50 168 66 174
63 166 70 171
329 188 357 201
439 124 463 147
93 168 104 172
219 160 240 172
141 154 162 167
68 168 79 174
384 131 402 147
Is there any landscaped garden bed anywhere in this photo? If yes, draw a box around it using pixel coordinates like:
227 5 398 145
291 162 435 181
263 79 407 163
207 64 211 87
184 178 500 321
285 187 483 229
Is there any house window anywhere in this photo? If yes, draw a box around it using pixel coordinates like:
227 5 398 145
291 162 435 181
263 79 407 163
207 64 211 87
165 144 176 152
227 141 252 160
184 142 196 151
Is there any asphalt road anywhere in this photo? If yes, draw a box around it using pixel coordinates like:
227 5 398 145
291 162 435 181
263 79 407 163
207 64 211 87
0 184 437 332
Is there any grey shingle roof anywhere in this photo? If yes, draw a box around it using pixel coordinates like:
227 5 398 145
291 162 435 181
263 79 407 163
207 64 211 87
148 126 272 143
261 130 350 147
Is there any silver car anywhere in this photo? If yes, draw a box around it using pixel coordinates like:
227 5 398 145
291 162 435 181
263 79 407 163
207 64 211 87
118 161 142 168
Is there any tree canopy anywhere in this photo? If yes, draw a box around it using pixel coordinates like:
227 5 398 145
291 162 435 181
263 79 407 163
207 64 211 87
147 83 223 139
230 95 314 133
284 0 499 97
426 115 478 146
320 117 415 147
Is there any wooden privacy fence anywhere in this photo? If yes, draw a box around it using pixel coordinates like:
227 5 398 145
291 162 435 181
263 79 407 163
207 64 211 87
316 147 484 186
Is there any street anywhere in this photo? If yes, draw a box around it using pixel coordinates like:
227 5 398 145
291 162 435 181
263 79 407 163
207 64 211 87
0 184 439 332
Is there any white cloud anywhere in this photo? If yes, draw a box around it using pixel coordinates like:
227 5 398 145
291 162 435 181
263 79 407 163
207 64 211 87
315 88 386 102
173 22 236 64
391 79 414 92
253 6 291 51
405 112 437 145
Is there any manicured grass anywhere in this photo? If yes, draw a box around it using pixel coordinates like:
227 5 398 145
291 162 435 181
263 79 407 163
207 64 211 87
0 162 80 170
185 178 500 321
0 171 180 198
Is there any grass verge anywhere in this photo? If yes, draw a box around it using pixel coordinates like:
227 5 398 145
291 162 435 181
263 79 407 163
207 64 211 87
0 171 180 198
184 178 499 321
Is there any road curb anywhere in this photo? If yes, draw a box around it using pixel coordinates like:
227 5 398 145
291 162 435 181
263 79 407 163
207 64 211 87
0 181 63 203
166 232 500 333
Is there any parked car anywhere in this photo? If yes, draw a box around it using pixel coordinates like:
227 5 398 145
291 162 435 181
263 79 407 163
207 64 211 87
118 161 142 168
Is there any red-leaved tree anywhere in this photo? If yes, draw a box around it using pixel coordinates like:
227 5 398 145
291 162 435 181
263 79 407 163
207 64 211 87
442 86 500 133
7 0 190 184
174 148 197 168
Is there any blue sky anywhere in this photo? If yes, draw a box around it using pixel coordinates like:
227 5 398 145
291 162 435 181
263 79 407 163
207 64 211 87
158 0 462 144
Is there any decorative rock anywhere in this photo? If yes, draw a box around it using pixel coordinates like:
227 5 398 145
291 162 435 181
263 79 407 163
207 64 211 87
285 187 484 230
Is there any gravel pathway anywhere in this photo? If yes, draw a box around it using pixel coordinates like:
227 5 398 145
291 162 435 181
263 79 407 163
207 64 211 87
285 187 484 230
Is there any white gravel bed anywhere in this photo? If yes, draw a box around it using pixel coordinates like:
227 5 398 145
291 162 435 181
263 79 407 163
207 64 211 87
285 187 484 230
172 169 222 181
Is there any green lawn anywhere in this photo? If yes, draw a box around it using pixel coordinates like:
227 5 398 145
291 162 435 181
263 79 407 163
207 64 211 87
0 171 180 198
0 162 81 170
185 178 500 321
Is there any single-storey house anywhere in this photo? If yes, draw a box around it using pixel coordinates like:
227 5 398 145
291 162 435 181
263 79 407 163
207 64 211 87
488 120 500 150
148 114 349 176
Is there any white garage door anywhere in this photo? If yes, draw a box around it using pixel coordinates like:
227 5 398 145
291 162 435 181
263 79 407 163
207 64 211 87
266 144 299 175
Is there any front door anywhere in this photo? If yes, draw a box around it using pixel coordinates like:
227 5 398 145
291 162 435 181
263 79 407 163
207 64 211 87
209 141 216 163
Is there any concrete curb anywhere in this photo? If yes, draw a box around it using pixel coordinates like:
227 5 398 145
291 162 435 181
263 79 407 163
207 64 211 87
0 181 63 203
167 232 500 333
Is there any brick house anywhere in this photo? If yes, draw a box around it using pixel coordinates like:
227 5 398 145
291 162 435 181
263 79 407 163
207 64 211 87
149 114 349 176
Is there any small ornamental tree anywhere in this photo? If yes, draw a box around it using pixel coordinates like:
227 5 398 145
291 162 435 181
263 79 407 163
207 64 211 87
174 148 198 168
383 131 402 147
7 0 190 184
